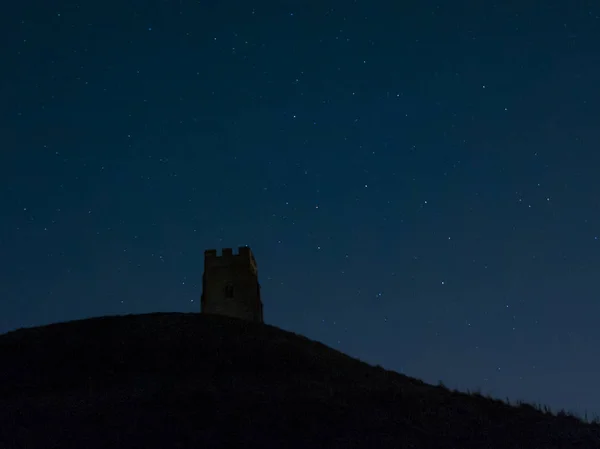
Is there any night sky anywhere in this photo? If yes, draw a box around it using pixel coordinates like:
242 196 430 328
2 1 600 417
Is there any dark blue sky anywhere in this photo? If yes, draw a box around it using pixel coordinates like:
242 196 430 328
2 0 600 417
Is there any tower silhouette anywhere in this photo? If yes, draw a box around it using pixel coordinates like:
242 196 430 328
201 247 264 323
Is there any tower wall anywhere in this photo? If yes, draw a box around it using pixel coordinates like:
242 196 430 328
201 247 264 323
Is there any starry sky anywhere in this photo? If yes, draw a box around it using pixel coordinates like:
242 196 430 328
2 0 600 417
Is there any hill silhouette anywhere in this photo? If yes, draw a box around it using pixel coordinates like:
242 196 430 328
1 312 598 448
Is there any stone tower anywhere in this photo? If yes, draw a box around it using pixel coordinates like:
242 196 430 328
201 246 264 323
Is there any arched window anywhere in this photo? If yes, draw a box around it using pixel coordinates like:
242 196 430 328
224 283 234 298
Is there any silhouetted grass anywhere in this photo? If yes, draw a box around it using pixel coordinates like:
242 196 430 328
0 312 598 449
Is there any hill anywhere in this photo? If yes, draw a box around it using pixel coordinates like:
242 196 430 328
0 312 598 448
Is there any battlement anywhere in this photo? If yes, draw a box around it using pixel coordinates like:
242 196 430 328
204 246 257 273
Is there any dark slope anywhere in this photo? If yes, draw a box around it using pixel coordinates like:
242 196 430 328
1 313 598 449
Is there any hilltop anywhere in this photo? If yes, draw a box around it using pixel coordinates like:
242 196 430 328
1 313 598 448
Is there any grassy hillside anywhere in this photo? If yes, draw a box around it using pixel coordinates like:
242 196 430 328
1 312 598 448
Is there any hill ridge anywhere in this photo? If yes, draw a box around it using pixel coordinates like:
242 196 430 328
1 312 598 448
